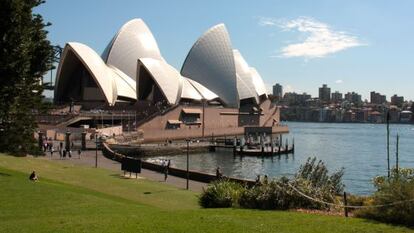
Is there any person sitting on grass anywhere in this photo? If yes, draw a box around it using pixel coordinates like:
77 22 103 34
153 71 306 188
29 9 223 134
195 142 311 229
29 171 38 181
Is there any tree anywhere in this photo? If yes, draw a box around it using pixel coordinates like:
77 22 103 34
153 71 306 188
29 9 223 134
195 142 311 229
0 0 53 155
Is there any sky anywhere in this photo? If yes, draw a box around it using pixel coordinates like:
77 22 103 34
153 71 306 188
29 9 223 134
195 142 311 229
37 0 414 101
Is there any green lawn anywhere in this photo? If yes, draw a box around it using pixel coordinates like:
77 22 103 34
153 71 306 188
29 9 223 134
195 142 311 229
0 154 413 233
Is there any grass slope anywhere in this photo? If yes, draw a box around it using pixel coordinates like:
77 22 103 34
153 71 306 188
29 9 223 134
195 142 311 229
0 154 413 233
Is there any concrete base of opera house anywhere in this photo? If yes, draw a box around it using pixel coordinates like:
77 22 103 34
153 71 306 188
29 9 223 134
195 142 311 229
37 99 288 143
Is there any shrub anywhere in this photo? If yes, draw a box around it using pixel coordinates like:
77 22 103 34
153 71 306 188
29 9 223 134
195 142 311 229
199 179 244 208
240 178 291 210
355 168 414 226
200 157 345 211
295 157 344 195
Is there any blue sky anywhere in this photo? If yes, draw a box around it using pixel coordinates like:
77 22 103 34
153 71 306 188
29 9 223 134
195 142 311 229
37 0 414 101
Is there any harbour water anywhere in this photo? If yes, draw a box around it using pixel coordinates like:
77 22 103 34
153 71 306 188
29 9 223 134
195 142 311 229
148 122 414 195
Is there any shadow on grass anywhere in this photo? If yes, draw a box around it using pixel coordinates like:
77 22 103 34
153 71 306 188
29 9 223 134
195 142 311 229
0 172 11 177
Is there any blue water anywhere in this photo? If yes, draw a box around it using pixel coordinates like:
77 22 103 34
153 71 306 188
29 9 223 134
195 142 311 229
149 122 414 195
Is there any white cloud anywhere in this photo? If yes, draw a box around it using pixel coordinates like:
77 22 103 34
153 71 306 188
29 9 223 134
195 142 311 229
335 79 343 84
258 17 278 26
260 16 365 59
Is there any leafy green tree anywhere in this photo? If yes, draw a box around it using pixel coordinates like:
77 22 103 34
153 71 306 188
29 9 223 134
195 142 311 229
0 0 53 155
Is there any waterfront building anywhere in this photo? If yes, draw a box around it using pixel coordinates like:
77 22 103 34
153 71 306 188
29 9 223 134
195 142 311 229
319 107 333 122
400 110 413 122
391 94 404 107
318 84 331 102
355 109 369 122
388 107 400 123
370 91 386 105
50 18 286 141
368 111 383 123
343 110 355 122
273 83 283 99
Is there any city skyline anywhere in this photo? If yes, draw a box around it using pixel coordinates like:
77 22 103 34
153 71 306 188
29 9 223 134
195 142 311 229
37 0 414 100
274 83 410 103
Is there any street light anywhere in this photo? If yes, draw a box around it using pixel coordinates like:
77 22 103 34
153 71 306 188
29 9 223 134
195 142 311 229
95 130 98 168
186 138 190 190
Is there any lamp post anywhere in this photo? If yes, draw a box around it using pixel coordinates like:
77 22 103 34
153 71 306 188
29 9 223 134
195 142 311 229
186 138 190 190
95 131 98 168
386 110 390 177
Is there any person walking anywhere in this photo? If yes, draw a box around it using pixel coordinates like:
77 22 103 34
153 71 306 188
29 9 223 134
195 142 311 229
164 165 169 181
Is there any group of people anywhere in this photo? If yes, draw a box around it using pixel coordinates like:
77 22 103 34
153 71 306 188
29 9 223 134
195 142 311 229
46 142 82 159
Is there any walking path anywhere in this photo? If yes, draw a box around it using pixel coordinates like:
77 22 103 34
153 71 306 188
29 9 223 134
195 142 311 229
44 149 207 192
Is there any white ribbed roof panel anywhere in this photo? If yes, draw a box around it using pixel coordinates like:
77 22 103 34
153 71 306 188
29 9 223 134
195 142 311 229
108 66 137 100
139 58 183 105
249 67 268 97
103 19 164 81
233 50 258 101
55 42 117 105
236 74 256 101
181 78 203 100
181 24 239 107
186 79 219 101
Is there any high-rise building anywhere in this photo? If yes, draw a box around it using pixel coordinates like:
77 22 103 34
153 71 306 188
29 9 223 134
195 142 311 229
318 84 331 102
345 92 362 104
272 83 283 98
370 91 386 104
391 94 404 107
331 91 343 103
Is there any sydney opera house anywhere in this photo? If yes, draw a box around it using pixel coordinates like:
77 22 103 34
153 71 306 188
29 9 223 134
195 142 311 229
53 19 287 141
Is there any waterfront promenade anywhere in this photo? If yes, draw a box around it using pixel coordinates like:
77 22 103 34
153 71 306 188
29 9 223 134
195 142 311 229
41 149 207 192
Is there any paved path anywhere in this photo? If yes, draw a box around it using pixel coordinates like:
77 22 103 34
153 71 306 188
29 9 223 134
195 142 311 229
44 149 207 192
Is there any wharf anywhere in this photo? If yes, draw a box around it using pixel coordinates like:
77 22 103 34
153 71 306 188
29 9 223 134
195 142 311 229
209 144 294 156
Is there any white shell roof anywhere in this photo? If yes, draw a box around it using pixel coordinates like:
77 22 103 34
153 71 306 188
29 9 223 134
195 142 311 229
233 50 259 102
55 42 117 105
181 78 203 100
108 65 137 100
236 74 257 101
56 19 269 107
138 58 183 105
181 24 239 108
249 67 268 97
186 79 219 101
102 19 164 81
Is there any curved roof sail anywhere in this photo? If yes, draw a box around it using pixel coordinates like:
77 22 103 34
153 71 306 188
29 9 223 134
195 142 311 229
181 24 239 108
55 42 117 105
249 67 268 97
102 18 164 81
233 49 258 102
108 66 137 101
138 58 183 105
